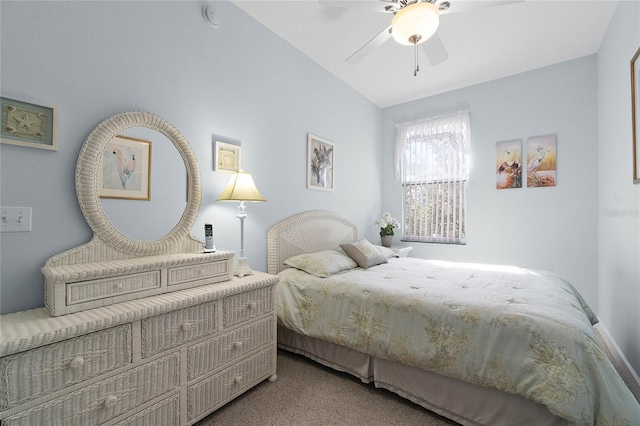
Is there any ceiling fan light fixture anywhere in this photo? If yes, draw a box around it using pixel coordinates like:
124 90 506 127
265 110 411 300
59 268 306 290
391 2 440 46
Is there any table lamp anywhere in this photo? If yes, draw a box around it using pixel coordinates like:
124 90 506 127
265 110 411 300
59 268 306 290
216 171 266 277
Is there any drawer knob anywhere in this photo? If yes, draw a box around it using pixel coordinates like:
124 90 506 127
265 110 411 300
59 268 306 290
198 269 205 275
248 301 257 310
181 322 194 331
68 356 85 370
104 395 118 408
233 375 242 384
233 341 243 350
115 282 124 290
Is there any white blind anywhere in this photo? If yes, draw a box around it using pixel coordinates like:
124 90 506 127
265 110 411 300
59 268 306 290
395 111 470 244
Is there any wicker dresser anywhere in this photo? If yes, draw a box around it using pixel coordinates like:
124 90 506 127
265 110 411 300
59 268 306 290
42 250 234 316
0 272 279 426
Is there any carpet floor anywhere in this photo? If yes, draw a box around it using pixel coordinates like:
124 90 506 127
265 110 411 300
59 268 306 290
194 349 459 426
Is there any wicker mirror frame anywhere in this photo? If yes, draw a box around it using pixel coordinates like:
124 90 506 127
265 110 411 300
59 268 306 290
76 111 201 256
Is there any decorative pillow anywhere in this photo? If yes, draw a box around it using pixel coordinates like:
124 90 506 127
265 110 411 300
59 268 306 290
374 244 400 260
284 250 357 278
340 239 388 269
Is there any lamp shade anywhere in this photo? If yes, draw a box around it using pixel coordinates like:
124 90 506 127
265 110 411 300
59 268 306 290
391 2 440 46
216 171 266 202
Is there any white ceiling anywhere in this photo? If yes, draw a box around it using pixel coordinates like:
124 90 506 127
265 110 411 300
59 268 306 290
232 0 618 107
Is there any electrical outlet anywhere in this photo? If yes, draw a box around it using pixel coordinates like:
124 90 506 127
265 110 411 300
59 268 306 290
1 207 32 232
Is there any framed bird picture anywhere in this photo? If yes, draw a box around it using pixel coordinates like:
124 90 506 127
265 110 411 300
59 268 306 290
98 135 152 200
526 135 556 188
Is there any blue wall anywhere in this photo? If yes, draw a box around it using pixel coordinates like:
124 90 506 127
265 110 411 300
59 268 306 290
381 56 599 310
597 0 640 376
0 1 382 313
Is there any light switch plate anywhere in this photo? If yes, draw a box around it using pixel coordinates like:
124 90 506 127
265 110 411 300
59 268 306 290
1 207 32 232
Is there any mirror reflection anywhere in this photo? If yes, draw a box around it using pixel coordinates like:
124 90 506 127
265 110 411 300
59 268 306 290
100 127 187 241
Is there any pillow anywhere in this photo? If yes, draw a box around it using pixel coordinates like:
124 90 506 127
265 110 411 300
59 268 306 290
374 244 400 260
340 239 388 269
284 250 357 278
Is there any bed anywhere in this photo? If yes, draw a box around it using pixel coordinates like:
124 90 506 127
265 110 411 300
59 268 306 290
267 210 640 426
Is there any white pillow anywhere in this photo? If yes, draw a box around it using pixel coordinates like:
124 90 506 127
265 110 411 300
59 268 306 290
284 250 357 278
374 245 400 260
340 239 388 269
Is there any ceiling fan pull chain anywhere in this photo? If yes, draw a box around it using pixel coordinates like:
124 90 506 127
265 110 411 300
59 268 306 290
414 42 420 76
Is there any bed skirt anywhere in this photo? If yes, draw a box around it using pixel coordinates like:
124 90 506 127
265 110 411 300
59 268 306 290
277 325 567 426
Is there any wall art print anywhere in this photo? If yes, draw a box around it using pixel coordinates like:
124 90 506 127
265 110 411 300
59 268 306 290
307 133 334 191
214 139 241 173
0 97 58 150
496 139 522 190
526 135 556 187
99 135 152 200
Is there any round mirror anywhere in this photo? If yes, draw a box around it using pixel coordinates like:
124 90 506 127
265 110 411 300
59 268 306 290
76 111 201 256
100 128 186 241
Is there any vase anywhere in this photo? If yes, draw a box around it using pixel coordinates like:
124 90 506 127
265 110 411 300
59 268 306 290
380 235 393 248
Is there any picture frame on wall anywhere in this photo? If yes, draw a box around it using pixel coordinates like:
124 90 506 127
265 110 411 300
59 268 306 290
496 139 522 190
98 135 152 200
631 46 640 184
0 97 58 150
307 133 334 191
214 140 241 173
526 135 557 188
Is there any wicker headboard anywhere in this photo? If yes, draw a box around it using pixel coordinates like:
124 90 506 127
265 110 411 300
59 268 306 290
267 210 359 274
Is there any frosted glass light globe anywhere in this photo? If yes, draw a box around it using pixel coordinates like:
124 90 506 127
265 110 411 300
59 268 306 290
391 2 440 46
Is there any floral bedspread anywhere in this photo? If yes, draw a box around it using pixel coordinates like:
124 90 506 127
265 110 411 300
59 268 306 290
276 258 640 425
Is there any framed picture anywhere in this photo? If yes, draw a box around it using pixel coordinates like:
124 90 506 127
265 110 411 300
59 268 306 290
0 97 58 150
526 135 556 188
496 139 522 190
307 133 334 191
214 140 241 172
631 47 640 184
99 135 152 200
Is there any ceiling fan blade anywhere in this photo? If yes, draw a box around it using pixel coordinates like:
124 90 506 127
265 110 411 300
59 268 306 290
346 25 392 64
423 33 449 66
318 0 396 14
439 0 524 15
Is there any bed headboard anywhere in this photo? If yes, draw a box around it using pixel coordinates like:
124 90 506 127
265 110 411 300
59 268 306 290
267 210 359 274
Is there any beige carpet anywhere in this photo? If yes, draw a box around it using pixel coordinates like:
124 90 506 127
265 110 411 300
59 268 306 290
195 349 459 426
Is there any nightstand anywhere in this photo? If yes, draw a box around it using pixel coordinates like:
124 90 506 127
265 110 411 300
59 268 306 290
391 246 413 257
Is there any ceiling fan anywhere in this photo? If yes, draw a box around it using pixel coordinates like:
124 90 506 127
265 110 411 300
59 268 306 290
320 0 523 76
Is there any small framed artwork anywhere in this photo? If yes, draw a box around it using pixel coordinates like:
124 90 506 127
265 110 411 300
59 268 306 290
526 135 556 188
631 46 640 184
214 140 241 173
307 133 334 191
496 139 522 190
0 97 58 150
99 135 152 200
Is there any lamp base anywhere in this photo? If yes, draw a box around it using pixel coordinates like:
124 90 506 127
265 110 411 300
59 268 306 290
234 257 253 278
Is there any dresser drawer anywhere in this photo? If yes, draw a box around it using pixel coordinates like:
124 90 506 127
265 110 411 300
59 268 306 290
187 316 274 381
223 287 274 328
0 324 132 411
167 261 229 286
112 392 179 426
2 351 180 426
66 271 160 305
187 348 274 421
141 301 218 358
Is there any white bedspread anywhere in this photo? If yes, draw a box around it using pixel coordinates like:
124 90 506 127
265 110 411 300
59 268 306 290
277 258 640 425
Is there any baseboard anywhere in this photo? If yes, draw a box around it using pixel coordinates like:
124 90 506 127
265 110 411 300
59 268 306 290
594 322 640 403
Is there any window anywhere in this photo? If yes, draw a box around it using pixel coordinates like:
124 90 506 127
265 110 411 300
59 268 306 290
395 111 470 244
